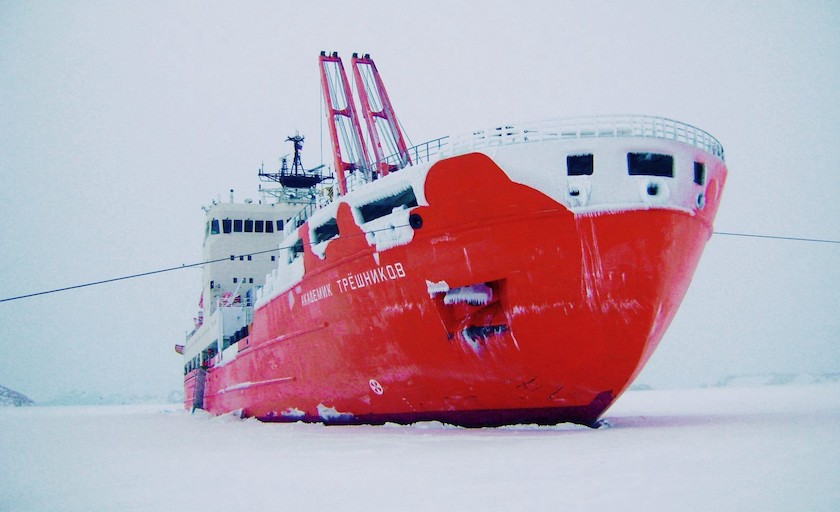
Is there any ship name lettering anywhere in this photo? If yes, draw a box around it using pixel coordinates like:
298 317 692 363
300 282 333 306
336 262 406 294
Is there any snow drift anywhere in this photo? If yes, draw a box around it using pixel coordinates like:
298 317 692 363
1 383 838 512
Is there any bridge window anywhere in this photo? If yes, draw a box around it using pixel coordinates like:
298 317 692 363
255 220 264 233
210 219 220 235
276 220 284 232
358 187 418 223
313 218 340 244
694 162 706 185
265 221 274 233
567 154 594 176
627 153 674 177
222 219 232 234
233 219 243 232
244 219 254 233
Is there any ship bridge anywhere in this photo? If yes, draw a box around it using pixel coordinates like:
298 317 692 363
182 196 302 375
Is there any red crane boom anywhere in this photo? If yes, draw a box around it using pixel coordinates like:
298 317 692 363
318 51 370 196
351 53 412 177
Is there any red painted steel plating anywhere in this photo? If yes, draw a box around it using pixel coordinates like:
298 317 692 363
187 152 726 427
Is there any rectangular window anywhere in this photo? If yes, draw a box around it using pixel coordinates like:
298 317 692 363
265 221 274 233
567 154 594 176
244 219 254 233
255 220 264 233
233 277 238 283
222 219 232 234
210 219 220 235
276 220 284 231
627 153 674 177
358 187 418 223
289 238 305 263
694 162 706 185
233 219 243 232
313 218 340 243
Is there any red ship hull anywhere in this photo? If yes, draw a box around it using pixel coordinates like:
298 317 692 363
186 152 725 426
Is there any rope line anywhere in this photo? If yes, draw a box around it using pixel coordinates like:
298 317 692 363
0 248 279 304
1 227 837 304
0 224 410 304
713 231 840 244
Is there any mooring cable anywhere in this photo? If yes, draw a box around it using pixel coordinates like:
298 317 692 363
1 229 837 304
712 232 840 245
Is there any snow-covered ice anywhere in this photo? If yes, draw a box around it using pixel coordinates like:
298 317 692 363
1 383 838 512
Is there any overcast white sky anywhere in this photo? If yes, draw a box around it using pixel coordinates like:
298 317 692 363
1 0 838 401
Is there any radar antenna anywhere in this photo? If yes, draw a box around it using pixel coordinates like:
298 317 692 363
259 133 326 190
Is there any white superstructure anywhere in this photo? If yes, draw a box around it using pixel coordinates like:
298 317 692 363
182 194 303 371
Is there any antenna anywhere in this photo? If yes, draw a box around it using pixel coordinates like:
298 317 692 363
258 133 328 203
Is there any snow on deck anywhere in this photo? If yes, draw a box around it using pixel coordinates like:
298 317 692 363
442 114 725 161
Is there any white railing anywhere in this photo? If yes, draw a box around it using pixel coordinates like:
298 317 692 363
302 115 723 223
284 201 318 238
383 136 450 169
331 137 451 197
443 115 725 161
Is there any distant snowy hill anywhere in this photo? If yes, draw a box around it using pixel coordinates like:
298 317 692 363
632 372 840 391
0 385 35 407
39 389 184 406
713 372 840 388
17 374 840 407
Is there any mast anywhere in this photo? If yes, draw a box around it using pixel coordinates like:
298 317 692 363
258 133 325 203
